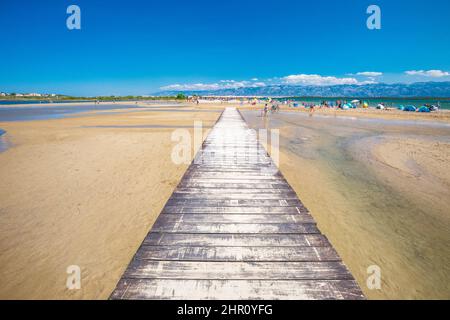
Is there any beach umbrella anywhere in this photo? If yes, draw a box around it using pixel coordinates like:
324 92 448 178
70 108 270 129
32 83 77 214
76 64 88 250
351 100 360 104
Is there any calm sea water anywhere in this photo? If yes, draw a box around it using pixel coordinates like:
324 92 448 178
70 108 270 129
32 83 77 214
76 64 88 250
0 100 92 105
0 100 180 105
0 104 145 122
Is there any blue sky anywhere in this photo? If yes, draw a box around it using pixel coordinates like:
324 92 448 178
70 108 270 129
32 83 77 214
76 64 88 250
1 0 449 96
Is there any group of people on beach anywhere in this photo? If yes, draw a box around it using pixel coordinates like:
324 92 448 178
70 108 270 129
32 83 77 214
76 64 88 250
261 103 280 117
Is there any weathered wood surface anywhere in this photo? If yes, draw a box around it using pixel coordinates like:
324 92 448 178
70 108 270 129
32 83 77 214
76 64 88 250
111 107 364 300
112 279 364 300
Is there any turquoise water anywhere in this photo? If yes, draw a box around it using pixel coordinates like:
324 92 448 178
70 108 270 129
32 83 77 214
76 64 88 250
276 97 450 110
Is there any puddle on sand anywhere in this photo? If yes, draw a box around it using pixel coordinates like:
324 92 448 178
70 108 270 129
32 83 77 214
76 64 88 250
0 129 10 152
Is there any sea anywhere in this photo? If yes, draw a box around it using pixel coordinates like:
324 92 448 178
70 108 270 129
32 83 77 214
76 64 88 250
0 100 91 105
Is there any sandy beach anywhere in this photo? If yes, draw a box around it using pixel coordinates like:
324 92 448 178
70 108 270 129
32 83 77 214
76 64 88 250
0 101 449 299
0 103 221 299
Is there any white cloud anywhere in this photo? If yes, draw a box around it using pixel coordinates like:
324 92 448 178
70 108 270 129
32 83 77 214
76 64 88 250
282 74 359 86
251 78 259 81
160 80 265 91
252 82 266 87
405 70 450 77
356 71 383 77
160 83 221 91
360 80 378 85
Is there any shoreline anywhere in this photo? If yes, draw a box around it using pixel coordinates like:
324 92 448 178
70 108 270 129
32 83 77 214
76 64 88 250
0 100 185 109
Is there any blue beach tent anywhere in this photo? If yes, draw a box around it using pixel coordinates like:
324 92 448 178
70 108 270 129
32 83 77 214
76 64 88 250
418 106 431 113
403 105 417 112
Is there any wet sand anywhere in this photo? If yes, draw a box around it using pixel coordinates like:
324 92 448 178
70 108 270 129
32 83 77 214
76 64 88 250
241 110 450 299
0 104 221 299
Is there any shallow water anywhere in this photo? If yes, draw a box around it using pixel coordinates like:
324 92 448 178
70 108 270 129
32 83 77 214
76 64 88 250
241 110 450 299
0 104 148 121
0 129 8 152
0 104 221 122
0 100 183 106
0 100 91 105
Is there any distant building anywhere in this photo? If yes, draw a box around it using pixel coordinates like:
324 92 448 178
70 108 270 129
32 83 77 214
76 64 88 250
0 92 6 96
25 93 42 97
15 93 24 97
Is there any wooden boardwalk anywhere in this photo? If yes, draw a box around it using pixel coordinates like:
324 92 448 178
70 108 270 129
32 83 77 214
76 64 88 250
110 107 364 300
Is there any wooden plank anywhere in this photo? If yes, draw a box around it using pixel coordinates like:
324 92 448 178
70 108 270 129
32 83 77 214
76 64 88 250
161 206 309 214
144 233 331 247
174 188 294 194
184 174 281 180
151 221 319 234
182 178 284 184
185 174 281 179
124 261 352 280
198 152 268 157
157 214 314 224
134 245 340 262
110 279 365 300
166 199 303 207
194 160 271 165
187 165 275 170
197 152 269 157
170 193 300 200
188 167 277 173
177 183 290 189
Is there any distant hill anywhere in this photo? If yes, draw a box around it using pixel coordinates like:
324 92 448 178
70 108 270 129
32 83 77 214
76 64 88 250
156 82 450 98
